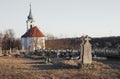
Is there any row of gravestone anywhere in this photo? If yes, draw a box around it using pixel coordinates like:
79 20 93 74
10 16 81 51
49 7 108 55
34 35 92 64
34 49 80 59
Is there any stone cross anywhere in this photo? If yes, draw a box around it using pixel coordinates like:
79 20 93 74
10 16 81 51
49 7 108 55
80 35 92 64
85 35 91 43
80 36 85 60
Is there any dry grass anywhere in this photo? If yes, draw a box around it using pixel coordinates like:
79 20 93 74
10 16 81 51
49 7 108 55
0 56 119 79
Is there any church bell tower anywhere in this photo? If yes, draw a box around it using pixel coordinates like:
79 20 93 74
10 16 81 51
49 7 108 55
26 3 34 31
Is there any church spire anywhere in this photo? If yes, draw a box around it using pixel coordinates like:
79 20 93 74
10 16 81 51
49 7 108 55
26 2 35 31
27 3 34 21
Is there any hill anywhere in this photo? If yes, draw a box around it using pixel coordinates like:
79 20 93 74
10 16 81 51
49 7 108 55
45 36 120 49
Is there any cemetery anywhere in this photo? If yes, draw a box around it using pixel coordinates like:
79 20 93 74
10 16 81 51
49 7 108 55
0 1 120 79
0 35 120 79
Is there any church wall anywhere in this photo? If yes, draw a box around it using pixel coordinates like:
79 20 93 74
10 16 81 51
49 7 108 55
21 38 27 51
41 37 45 49
22 37 45 52
31 37 45 50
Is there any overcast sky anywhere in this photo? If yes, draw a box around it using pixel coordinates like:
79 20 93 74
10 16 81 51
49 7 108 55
0 0 120 38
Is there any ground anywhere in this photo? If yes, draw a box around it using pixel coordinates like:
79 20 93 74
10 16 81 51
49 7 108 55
0 56 119 79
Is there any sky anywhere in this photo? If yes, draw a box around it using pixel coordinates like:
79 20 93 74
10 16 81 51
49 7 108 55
0 0 120 38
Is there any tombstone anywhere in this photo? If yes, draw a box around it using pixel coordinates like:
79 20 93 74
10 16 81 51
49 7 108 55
80 35 92 64
0 47 2 56
57 52 60 58
9 48 12 55
80 36 85 60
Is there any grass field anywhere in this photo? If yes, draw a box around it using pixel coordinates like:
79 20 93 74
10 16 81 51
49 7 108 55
0 56 119 79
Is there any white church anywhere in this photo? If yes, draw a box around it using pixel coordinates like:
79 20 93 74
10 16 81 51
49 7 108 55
21 4 45 52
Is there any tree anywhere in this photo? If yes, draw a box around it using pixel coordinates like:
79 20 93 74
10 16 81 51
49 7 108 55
2 29 15 50
104 42 112 53
116 44 120 56
32 37 39 51
14 38 22 50
46 33 58 40
2 31 9 51
0 32 3 51
92 42 99 54
105 42 112 48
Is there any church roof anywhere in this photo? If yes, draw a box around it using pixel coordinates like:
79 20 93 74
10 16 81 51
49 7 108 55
21 26 45 38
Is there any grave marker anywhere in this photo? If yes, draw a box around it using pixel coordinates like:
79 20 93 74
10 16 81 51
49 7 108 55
80 35 92 64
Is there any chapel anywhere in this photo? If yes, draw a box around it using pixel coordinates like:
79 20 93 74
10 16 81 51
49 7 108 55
21 4 45 52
